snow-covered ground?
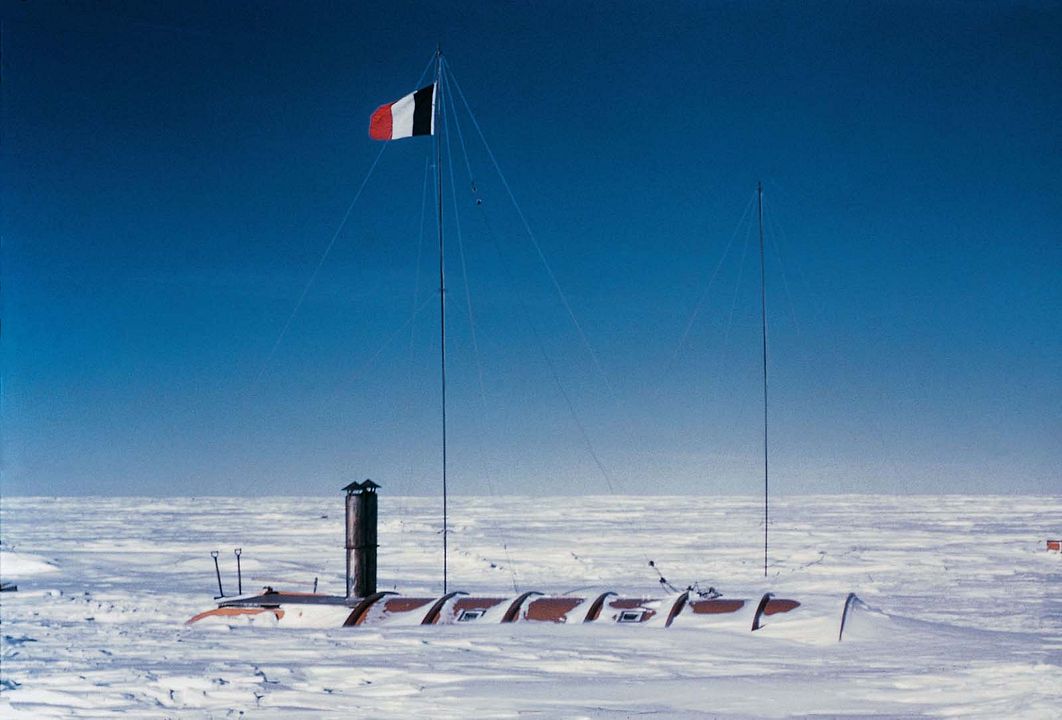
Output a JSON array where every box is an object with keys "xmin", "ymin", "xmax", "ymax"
[{"xmin": 1, "ymin": 494, "xmax": 1059, "ymax": 718}]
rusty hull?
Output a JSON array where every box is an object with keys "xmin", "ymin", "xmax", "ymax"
[{"xmin": 187, "ymin": 590, "xmax": 801, "ymax": 630}]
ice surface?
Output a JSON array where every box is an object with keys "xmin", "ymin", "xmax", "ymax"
[
  {"xmin": 0, "ymin": 551, "xmax": 59, "ymax": 578},
  {"xmin": 1, "ymin": 494, "xmax": 1059, "ymax": 717}
]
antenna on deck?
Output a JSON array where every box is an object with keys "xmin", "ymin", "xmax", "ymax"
[
  {"xmin": 757, "ymin": 181, "xmax": 769, "ymax": 578},
  {"xmin": 434, "ymin": 44, "xmax": 449, "ymax": 594},
  {"xmin": 210, "ymin": 550, "xmax": 224, "ymax": 598},
  {"xmin": 234, "ymin": 548, "xmax": 242, "ymax": 595}
]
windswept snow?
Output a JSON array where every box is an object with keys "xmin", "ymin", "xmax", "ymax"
[
  {"xmin": 0, "ymin": 551, "xmax": 59, "ymax": 579},
  {"xmin": 1, "ymin": 494, "xmax": 1059, "ymax": 718}
]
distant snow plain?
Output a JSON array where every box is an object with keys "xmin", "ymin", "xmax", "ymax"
[{"xmin": 1, "ymin": 494, "xmax": 1060, "ymax": 718}]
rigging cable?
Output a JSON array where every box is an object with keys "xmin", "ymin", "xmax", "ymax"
[
  {"xmin": 253, "ymin": 143, "xmax": 387, "ymax": 386},
  {"xmin": 444, "ymin": 62, "xmax": 691, "ymax": 591},
  {"xmin": 445, "ymin": 59, "xmax": 637, "ymax": 501},
  {"xmin": 722, "ymin": 202, "xmax": 755, "ymax": 350},
  {"xmin": 445, "ymin": 61, "xmax": 623, "ymax": 408},
  {"xmin": 441, "ymin": 79, "xmax": 488, "ymax": 409},
  {"xmin": 665, "ymin": 189, "xmax": 765, "ymax": 582},
  {"xmin": 440, "ymin": 68, "xmax": 686, "ymax": 594},
  {"xmin": 410, "ymin": 154, "xmax": 432, "ymax": 365},
  {"xmin": 717, "ymin": 208, "xmax": 769, "ymax": 551},
  {"xmin": 253, "ymin": 54, "xmax": 437, "ymax": 387},
  {"xmin": 402, "ymin": 152, "xmax": 434, "ymax": 494},
  {"xmin": 471, "ymin": 196, "xmax": 619, "ymax": 495},
  {"xmin": 763, "ymin": 199, "xmax": 802, "ymax": 339},
  {"xmin": 440, "ymin": 66, "xmax": 519, "ymax": 591},
  {"xmin": 347, "ymin": 296, "xmax": 437, "ymax": 384},
  {"xmin": 665, "ymin": 193, "xmax": 757, "ymax": 373},
  {"xmin": 770, "ymin": 180, "xmax": 903, "ymax": 492},
  {"xmin": 443, "ymin": 71, "xmax": 617, "ymax": 496},
  {"xmin": 444, "ymin": 61, "xmax": 695, "ymax": 590},
  {"xmin": 766, "ymin": 179, "xmax": 827, "ymax": 325}
]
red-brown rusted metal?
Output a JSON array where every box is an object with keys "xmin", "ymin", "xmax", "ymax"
[
  {"xmin": 751, "ymin": 592, "xmax": 773, "ymax": 631},
  {"xmin": 763, "ymin": 598, "xmax": 800, "ymax": 616},
  {"xmin": 381, "ymin": 597, "xmax": 434, "ymax": 614},
  {"xmin": 450, "ymin": 596, "xmax": 506, "ymax": 622},
  {"xmin": 525, "ymin": 597, "xmax": 584, "ymax": 622},
  {"xmin": 189, "ymin": 485, "xmax": 819, "ymax": 631},
  {"xmin": 1048, "ymin": 539, "xmax": 1061, "ymax": 552},
  {"xmin": 189, "ymin": 591, "xmax": 804, "ymax": 629},
  {"xmin": 582, "ymin": 592, "xmax": 616, "ymax": 623},
  {"xmin": 421, "ymin": 591, "xmax": 466, "ymax": 625},
  {"xmin": 664, "ymin": 591, "xmax": 689, "ymax": 628},
  {"xmin": 342, "ymin": 592, "xmax": 394, "ymax": 627},
  {"xmin": 186, "ymin": 607, "xmax": 284, "ymax": 625},
  {"xmin": 689, "ymin": 599, "xmax": 745, "ymax": 614},
  {"xmin": 500, "ymin": 591, "xmax": 543, "ymax": 623},
  {"xmin": 605, "ymin": 597, "xmax": 656, "ymax": 622}
]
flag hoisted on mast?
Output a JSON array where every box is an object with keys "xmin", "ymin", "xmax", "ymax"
[
  {"xmin": 367, "ymin": 50, "xmax": 449, "ymax": 593},
  {"xmin": 368, "ymin": 84, "xmax": 436, "ymax": 141}
]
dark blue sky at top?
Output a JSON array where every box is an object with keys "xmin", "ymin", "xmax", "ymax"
[{"xmin": 2, "ymin": 1, "xmax": 1059, "ymax": 497}]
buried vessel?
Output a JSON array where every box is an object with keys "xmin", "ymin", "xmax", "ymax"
[
  {"xmin": 187, "ymin": 482, "xmax": 863, "ymax": 640},
  {"xmin": 189, "ymin": 51, "xmax": 862, "ymax": 638}
]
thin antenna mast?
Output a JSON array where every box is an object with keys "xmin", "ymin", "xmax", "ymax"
[
  {"xmin": 434, "ymin": 46, "xmax": 449, "ymax": 593},
  {"xmin": 757, "ymin": 181, "xmax": 769, "ymax": 578}
]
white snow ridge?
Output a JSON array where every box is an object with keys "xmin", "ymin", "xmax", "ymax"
[{"xmin": 1, "ymin": 494, "xmax": 1060, "ymax": 718}]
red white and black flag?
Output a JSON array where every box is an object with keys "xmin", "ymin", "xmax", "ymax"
[{"xmin": 369, "ymin": 84, "xmax": 435, "ymax": 141}]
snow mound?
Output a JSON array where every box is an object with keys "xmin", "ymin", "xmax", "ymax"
[{"xmin": 0, "ymin": 550, "xmax": 59, "ymax": 580}]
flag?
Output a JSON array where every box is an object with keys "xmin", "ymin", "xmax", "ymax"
[{"xmin": 369, "ymin": 84, "xmax": 435, "ymax": 141}]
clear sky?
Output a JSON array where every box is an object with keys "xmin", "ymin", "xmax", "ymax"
[{"xmin": 2, "ymin": 1, "xmax": 1059, "ymax": 497}]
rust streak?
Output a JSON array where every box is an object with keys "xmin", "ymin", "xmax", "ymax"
[
  {"xmin": 525, "ymin": 597, "xmax": 582, "ymax": 622},
  {"xmin": 689, "ymin": 599, "xmax": 745, "ymax": 614},
  {"xmin": 186, "ymin": 607, "xmax": 283, "ymax": 625},
  {"xmin": 763, "ymin": 599, "xmax": 800, "ymax": 616}
]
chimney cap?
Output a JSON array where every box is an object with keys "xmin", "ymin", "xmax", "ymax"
[{"xmin": 342, "ymin": 479, "xmax": 381, "ymax": 494}]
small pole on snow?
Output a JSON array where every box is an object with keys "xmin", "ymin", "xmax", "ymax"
[
  {"xmin": 211, "ymin": 550, "xmax": 225, "ymax": 598},
  {"xmin": 234, "ymin": 548, "xmax": 242, "ymax": 595}
]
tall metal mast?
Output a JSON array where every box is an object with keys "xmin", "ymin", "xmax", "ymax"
[
  {"xmin": 434, "ymin": 47, "xmax": 449, "ymax": 593},
  {"xmin": 757, "ymin": 181, "xmax": 769, "ymax": 578}
]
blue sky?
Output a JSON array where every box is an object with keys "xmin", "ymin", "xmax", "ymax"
[{"xmin": 2, "ymin": 1, "xmax": 1059, "ymax": 496}]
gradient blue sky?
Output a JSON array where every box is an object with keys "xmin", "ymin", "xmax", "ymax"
[{"xmin": 2, "ymin": 1, "xmax": 1059, "ymax": 496}]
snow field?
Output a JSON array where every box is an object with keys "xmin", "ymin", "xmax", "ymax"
[{"xmin": 1, "ymin": 494, "xmax": 1059, "ymax": 718}]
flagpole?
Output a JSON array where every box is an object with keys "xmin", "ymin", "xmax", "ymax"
[
  {"xmin": 757, "ymin": 181, "xmax": 768, "ymax": 578},
  {"xmin": 434, "ymin": 46, "xmax": 449, "ymax": 594}
]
